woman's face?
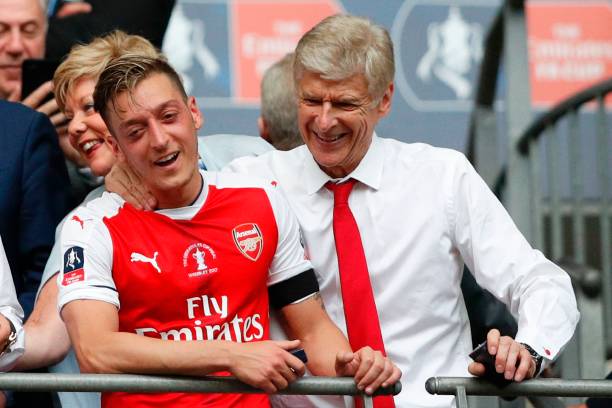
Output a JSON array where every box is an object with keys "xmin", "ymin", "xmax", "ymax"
[{"xmin": 64, "ymin": 77, "xmax": 117, "ymax": 177}]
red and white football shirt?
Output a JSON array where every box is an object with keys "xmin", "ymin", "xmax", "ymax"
[{"xmin": 58, "ymin": 170, "xmax": 311, "ymax": 408}]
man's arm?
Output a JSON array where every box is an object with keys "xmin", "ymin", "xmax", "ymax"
[
  {"xmin": 61, "ymin": 299, "xmax": 305, "ymax": 393},
  {"xmin": 13, "ymin": 276, "xmax": 70, "ymax": 370},
  {"xmin": 450, "ymin": 154, "xmax": 578, "ymax": 380},
  {"xmin": 276, "ymin": 291, "xmax": 401, "ymax": 394}
]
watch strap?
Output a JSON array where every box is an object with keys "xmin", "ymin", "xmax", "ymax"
[
  {"xmin": 520, "ymin": 342, "xmax": 543, "ymax": 375},
  {"xmin": 0, "ymin": 318, "xmax": 17, "ymax": 356}
]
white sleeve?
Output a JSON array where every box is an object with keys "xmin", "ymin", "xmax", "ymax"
[
  {"xmin": 264, "ymin": 186, "xmax": 312, "ymax": 286},
  {"xmin": 0, "ymin": 237, "xmax": 24, "ymax": 371},
  {"xmin": 450, "ymin": 154, "xmax": 579, "ymax": 361},
  {"xmin": 39, "ymin": 187, "xmax": 108, "ymax": 300},
  {"xmin": 57, "ymin": 207, "xmax": 119, "ymax": 312}
]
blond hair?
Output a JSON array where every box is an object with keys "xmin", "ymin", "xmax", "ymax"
[
  {"xmin": 294, "ymin": 14, "xmax": 394, "ymax": 102},
  {"xmin": 53, "ymin": 30, "xmax": 163, "ymax": 112}
]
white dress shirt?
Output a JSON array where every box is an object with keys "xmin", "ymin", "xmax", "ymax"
[
  {"xmin": 226, "ymin": 136, "xmax": 579, "ymax": 408},
  {"xmin": 0, "ymin": 236, "xmax": 25, "ymax": 371}
]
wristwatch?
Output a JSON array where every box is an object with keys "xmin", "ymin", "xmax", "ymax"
[
  {"xmin": 0, "ymin": 318, "xmax": 17, "ymax": 357},
  {"xmin": 520, "ymin": 343, "xmax": 543, "ymax": 376}
]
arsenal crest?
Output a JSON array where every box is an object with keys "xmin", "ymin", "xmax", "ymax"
[{"xmin": 232, "ymin": 223, "xmax": 263, "ymax": 261}]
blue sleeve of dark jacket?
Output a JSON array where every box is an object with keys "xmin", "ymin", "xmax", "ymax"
[{"xmin": 18, "ymin": 110, "xmax": 72, "ymax": 316}]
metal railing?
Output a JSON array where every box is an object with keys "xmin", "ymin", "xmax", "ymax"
[
  {"xmin": 515, "ymin": 78, "xmax": 612, "ymax": 362},
  {"xmin": 426, "ymin": 377, "xmax": 612, "ymax": 408},
  {"xmin": 466, "ymin": 0, "xmax": 611, "ymax": 403},
  {"xmin": 0, "ymin": 373, "xmax": 400, "ymax": 407}
]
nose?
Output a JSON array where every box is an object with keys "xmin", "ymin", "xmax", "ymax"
[
  {"xmin": 67, "ymin": 113, "xmax": 87, "ymax": 149},
  {"xmin": 4, "ymin": 28, "xmax": 26, "ymax": 56},
  {"xmin": 149, "ymin": 120, "xmax": 169, "ymax": 151},
  {"xmin": 315, "ymin": 101, "xmax": 338, "ymax": 132}
]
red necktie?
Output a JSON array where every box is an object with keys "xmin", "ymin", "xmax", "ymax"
[{"xmin": 327, "ymin": 179, "xmax": 395, "ymax": 408}]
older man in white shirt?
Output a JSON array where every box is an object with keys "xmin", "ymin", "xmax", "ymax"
[{"xmin": 225, "ymin": 14, "xmax": 579, "ymax": 408}]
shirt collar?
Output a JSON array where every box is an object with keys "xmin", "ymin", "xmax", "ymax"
[{"xmin": 302, "ymin": 133, "xmax": 383, "ymax": 195}]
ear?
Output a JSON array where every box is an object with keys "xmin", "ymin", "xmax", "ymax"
[
  {"xmin": 188, "ymin": 96, "xmax": 204, "ymax": 130},
  {"xmin": 258, "ymin": 116, "xmax": 271, "ymax": 143},
  {"xmin": 106, "ymin": 136, "xmax": 125, "ymax": 160},
  {"xmin": 377, "ymin": 82, "xmax": 394, "ymax": 118}
]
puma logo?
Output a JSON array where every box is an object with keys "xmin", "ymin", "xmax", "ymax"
[
  {"xmin": 71, "ymin": 215, "xmax": 90, "ymax": 229},
  {"xmin": 130, "ymin": 251, "xmax": 161, "ymax": 273}
]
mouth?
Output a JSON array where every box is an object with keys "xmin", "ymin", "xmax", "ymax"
[
  {"xmin": 313, "ymin": 131, "xmax": 347, "ymax": 144},
  {"xmin": 79, "ymin": 139, "xmax": 104, "ymax": 157},
  {"xmin": 0, "ymin": 65, "xmax": 22, "ymax": 78},
  {"xmin": 154, "ymin": 152, "xmax": 180, "ymax": 167}
]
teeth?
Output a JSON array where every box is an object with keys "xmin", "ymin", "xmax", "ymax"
[
  {"xmin": 82, "ymin": 140, "xmax": 100, "ymax": 153},
  {"xmin": 156, "ymin": 152, "xmax": 178, "ymax": 164},
  {"xmin": 317, "ymin": 133, "xmax": 342, "ymax": 142}
]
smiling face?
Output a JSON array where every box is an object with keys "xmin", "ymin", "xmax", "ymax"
[
  {"xmin": 104, "ymin": 72, "xmax": 203, "ymax": 209},
  {"xmin": 64, "ymin": 77, "xmax": 117, "ymax": 176},
  {"xmin": 0, "ymin": 0, "xmax": 46, "ymax": 99},
  {"xmin": 297, "ymin": 71, "xmax": 393, "ymax": 178}
]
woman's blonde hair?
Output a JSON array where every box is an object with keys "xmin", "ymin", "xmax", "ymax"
[{"xmin": 53, "ymin": 30, "xmax": 164, "ymax": 112}]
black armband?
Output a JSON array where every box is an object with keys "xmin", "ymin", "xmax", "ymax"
[{"xmin": 268, "ymin": 269, "xmax": 319, "ymax": 309}]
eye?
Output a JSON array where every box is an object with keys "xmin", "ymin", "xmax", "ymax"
[
  {"xmin": 127, "ymin": 127, "xmax": 144, "ymax": 139},
  {"xmin": 161, "ymin": 111, "xmax": 178, "ymax": 122},
  {"xmin": 301, "ymin": 97, "xmax": 321, "ymax": 106},
  {"xmin": 21, "ymin": 22, "xmax": 41, "ymax": 38},
  {"xmin": 335, "ymin": 101, "xmax": 359, "ymax": 111},
  {"xmin": 83, "ymin": 102, "xmax": 95, "ymax": 113}
]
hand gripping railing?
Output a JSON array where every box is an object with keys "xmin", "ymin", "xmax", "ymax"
[
  {"xmin": 426, "ymin": 377, "xmax": 612, "ymax": 408},
  {"xmin": 0, "ymin": 373, "xmax": 401, "ymax": 408}
]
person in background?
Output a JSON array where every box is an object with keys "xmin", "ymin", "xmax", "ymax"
[
  {"xmin": 224, "ymin": 14, "xmax": 580, "ymax": 407},
  {"xmin": 258, "ymin": 53, "xmax": 303, "ymax": 151},
  {"xmin": 0, "ymin": 0, "xmax": 75, "ymax": 158}
]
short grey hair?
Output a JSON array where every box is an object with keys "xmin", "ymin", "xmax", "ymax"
[
  {"xmin": 260, "ymin": 53, "xmax": 302, "ymax": 151},
  {"xmin": 294, "ymin": 14, "xmax": 394, "ymax": 102}
]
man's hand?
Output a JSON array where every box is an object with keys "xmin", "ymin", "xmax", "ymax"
[
  {"xmin": 55, "ymin": 1, "xmax": 93, "ymax": 18},
  {"xmin": 11, "ymin": 81, "xmax": 66, "ymax": 124},
  {"xmin": 105, "ymin": 159, "xmax": 157, "ymax": 210},
  {"xmin": 227, "ymin": 339, "xmax": 305, "ymax": 393},
  {"xmin": 335, "ymin": 346, "xmax": 401, "ymax": 395},
  {"xmin": 468, "ymin": 329, "xmax": 536, "ymax": 382}
]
